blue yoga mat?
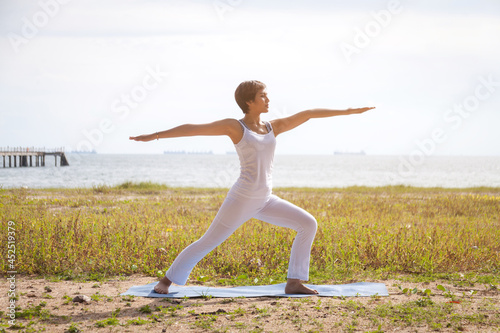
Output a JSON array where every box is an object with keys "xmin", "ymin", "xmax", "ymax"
[{"xmin": 121, "ymin": 282, "xmax": 388, "ymax": 298}]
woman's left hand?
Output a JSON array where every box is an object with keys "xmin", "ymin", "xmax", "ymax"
[{"xmin": 348, "ymin": 107, "xmax": 376, "ymax": 114}]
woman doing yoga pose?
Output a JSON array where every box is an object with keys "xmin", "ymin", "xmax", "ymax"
[{"xmin": 129, "ymin": 80, "xmax": 374, "ymax": 294}]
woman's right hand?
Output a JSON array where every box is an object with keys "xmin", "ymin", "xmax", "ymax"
[{"xmin": 129, "ymin": 134, "xmax": 155, "ymax": 142}]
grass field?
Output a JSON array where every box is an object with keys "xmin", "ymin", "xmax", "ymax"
[{"xmin": 1, "ymin": 184, "xmax": 499, "ymax": 332}]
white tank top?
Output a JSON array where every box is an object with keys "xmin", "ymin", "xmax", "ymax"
[{"xmin": 229, "ymin": 119, "xmax": 276, "ymax": 199}]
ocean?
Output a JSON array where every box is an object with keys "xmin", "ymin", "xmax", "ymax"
[{"xmin": 1, "ymin": 154, "xmax": 499, "ymax": 189}]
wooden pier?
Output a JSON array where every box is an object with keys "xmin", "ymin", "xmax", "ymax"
[{"xmin": 0, "ymin": 147, "xmax": 69, "ymax": 168}]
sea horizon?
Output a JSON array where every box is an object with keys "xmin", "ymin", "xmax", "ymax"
[{"xmin": 1, "ymin": 154, "xmax": 499, "ymax": 189}]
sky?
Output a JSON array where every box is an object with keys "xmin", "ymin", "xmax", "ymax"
[{"xmin": 1, "ymin": 0, "xmax": 499, "ymax": 155}]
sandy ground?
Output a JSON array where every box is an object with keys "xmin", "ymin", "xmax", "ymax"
[{"xmin": 1, "ymin": 274, "xmax": 499, "ymax": 332}]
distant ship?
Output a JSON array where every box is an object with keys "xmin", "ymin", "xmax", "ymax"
[
  {"xmin": 71, "ymin": 149, "xmax": 97, "ymax": 154},
  {"xmin": 164, "ymin": 150, "xmax": 213, "ymax": 155},
  {"xmin": 334, "ymin": 150, "xmax": 366, "ymax": 155}
]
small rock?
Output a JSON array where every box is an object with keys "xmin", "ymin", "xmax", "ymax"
[
  {"xmin": 44, "ymin": 286, "xmax": 52, "ymax": 292},
  {"xmin": 72, "ymin": 295, "xmax": 91, "ymax": 304}
]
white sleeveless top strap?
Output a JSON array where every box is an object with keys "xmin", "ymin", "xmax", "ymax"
[{"xmin": 238, "ymin": 120, "xmax": 272, "ymax": 134}]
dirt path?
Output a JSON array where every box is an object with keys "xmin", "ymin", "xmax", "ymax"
[{"xmin": 1, "ymin": 274, "xmax": 499, "ymax": 332}]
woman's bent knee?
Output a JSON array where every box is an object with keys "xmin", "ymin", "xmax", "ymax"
[
  {"xmin": 301, "ymin": 214, "xmax": 317, "ymax": 235},
  {"xmin": 309, "ymin": 216, "xmax": 318, "ymax": 233}
]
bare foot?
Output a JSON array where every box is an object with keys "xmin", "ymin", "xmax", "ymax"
[
  {"xmin": 285, "ymin": 279, "xmax": 319, "ymax": 295},
  {"xmin": 153, "ymin": 277, "xmax": 172, "ymax": 294}
]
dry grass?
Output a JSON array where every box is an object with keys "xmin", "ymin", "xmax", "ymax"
[{"xmin": 1, "ymin": 185, "xmax": 499, "ymax": 332}]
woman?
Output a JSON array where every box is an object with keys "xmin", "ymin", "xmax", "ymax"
[{"xmin": 130, "ymin": 80, "xmax": 374, "ymax": 294}]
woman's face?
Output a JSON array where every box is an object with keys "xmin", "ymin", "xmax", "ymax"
[{"xmin": 248, "ymin": 88, "xmax": 270, "ymax": 114}]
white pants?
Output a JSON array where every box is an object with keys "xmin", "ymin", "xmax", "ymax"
[{"xmin": 165, "ymin": 193, "xmax": 317, "ymax": 285}]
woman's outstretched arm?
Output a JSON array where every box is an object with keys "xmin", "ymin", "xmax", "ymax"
[
  {"xmin": 271, "ymin": 107, "xmax": 375, "ymax": 136},
  {"xmin": 129, "ymin": 118, "xmax": 242, "ymax": 143}
]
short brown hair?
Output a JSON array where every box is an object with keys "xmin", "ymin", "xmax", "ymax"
[{"xmin": 234, "ymin": 80, "xmax": 266, "ymax": 114}]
